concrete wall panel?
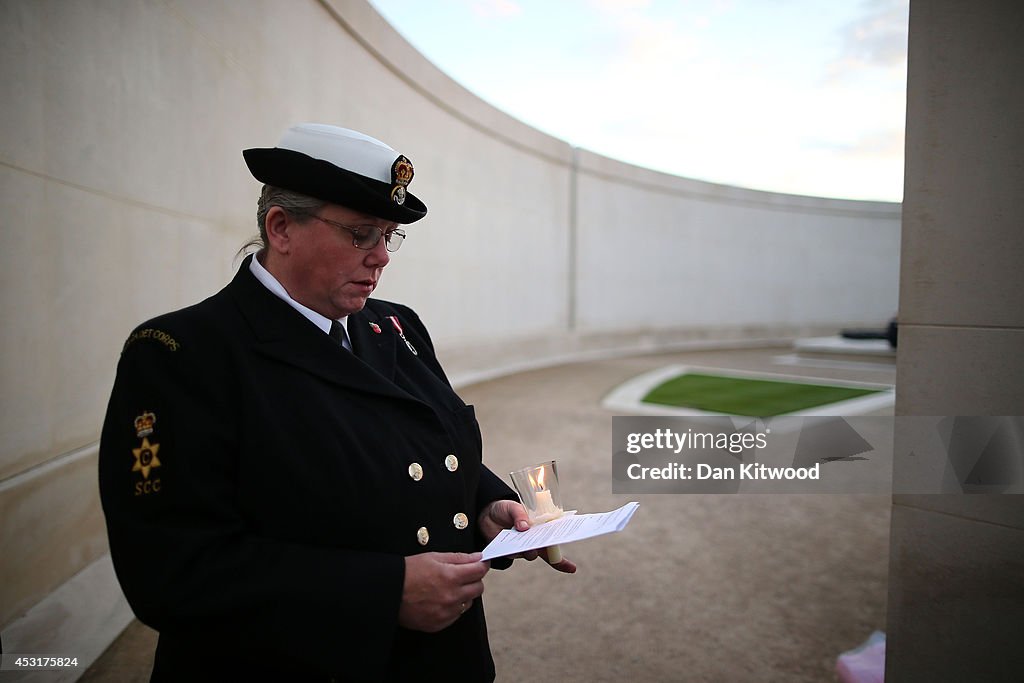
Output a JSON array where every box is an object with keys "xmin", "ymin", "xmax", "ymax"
[
  {"xmin": 899, "ymin": 1, "xmax": 1024, "ymax": 329},
  {"xmin": 895, "ymin": 325, "xmax": 1024, "ymax": 416},
  {"xmin": 0, "ymin": 167, "xmax": 234, "ymax": 480},
  {"xmin": 0, "ymin": 447, "xmax": 107, "ymax": 628},
  {"xmin": 890, "ymin": 1, "xmax": 1024, "ymax": 679},
  {"xmin": 887, "ymin": 504, "xmax": 1024, "ymax": 682},
  {"xmin": 575, "ymin": 154, "xmax": 900, "ymax": 333}
]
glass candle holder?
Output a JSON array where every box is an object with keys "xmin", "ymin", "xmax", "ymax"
[{"xmin": 510, "ymin": 460, "xmax": 563, "ymax": 525}]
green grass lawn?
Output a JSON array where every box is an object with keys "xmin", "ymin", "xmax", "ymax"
[{"xmin": 642, "ymin": 372, "xmax": 883, "ymax": 416}]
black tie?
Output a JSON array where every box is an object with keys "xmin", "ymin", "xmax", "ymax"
[{"xmin": 329, "ymin": 320, "xmax": 350, "ymax": 350}]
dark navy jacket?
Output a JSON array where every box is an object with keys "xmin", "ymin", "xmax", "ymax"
[{"xmin": 99, "ymin": 256, "xmax": 515, "ymax": 681}]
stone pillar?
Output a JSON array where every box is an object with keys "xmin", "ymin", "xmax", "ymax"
[{"xmin": 888, "ymin": 1, "xmax": 1024, "ymax": 680}]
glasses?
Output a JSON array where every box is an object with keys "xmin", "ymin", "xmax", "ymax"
[{"xmin": 295, "ymin": 212, "xmax": 406, "ymax": 252}]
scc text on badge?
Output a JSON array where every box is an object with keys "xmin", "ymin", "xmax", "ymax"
[{"xmin": 626, "ymin": 462, "xmax": 821, "ymax": 480}]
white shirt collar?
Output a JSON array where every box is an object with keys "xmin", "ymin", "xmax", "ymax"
[{"xmin": 249, "ymin": 253, "xmax": 350, "ymax": 346}]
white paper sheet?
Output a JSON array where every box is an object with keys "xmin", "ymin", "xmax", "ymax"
[{"xmin": 481, "ymin": 502, "xmax": 640, "ymax": 561}]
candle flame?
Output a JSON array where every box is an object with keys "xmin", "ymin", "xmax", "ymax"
[{"xmin": 536, "ymin": 467, "xmax": 547, "ymax": 491}]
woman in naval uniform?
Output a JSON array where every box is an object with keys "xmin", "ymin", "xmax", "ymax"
[{"xmin": 99, "ymin": 123, "xmax": 575, "ymax": 682}]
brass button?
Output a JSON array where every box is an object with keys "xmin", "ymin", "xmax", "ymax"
[
  {"xmin": 408, "ymin": 462, "xmax": 423, "ymax": 481},
  {"xmin": 445, "ymin": 454, "xmax": 459, "ymax": 472},
  {"xmin": 416, "ymin": 526, "xmax": 430, "ymax": 546},
  {"xmin": 453, "ymin": 512, "xmax": 469, "ymax": 530}
]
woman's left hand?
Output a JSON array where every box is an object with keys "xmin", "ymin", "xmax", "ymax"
[{"xmin": 478, "ymin": 500, "xmax": 577, "ymax": 573}]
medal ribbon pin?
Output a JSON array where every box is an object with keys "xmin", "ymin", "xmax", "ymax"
[{"xmin": 386, "ymin": 316, "xmax": 418, "ymax": 355}]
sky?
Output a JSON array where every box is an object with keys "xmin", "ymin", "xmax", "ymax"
[{"xmin": 367, "ymin": 0, "xmax": 909, "ymax": 202}]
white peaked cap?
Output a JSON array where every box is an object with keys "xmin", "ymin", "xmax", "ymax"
[
  {"xmin": 243, "ymin": 122, "xmax": 426, "ymax": 224},
  {"xmin": 278, "ymin": 124, "xmax": 397, "ymax": 184}
]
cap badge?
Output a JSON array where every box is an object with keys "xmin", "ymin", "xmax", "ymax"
[{"xmin": 390, "ymin": 155, "xmax": 414, "ymax": 206}]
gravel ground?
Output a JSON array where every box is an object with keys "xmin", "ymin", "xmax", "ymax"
[{"xmin": 84, "ymin": 347, "xmax": 892, "ymax": 682}]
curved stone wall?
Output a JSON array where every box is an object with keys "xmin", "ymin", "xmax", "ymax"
[{"xmin": 0, "ymin": 0, "xmax": 900, "ymax": 652}]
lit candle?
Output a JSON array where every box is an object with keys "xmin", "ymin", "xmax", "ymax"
[
  {"xmin": 533, "ymin": 488, "xmax": 559, "ymax": 516},
  {"xmin": 528, "ymin": 469, "xmax": 563, "ymax": 563}
]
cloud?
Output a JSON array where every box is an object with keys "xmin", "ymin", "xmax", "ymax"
[
  {"xmin": 825, "ymin": 0, "xmax": 909, "ymax": 82},
  {"xmin": 851, "ymin": 129, "xmax": 905, "ymax": 160},
  {"xmin": 587, "ymin": 0, "xmax": 652, "ymax": 11},
  {"xmin": 468, "ymin": 0, "xmax": 522, "ymax": 20},
  {"xmin": 424, "ymin": 0, "xmax": 906, "ymax": 200},
  {"xmin": 806, "ymin": 127, "xmax": 905, "ymax": 160}
]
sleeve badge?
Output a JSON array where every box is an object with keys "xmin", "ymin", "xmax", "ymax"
[
  {"xmin": 134, "ymin": 411, "xmax": 156, "ymax": 438},
  {"xmin": 132, "ymin": 438, "xmax": 162, "ymax": 479}
]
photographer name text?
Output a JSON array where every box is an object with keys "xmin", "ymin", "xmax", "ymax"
[{"xmin": 626, "ymin": 462, "xmax": 820, "ymax": 481}]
